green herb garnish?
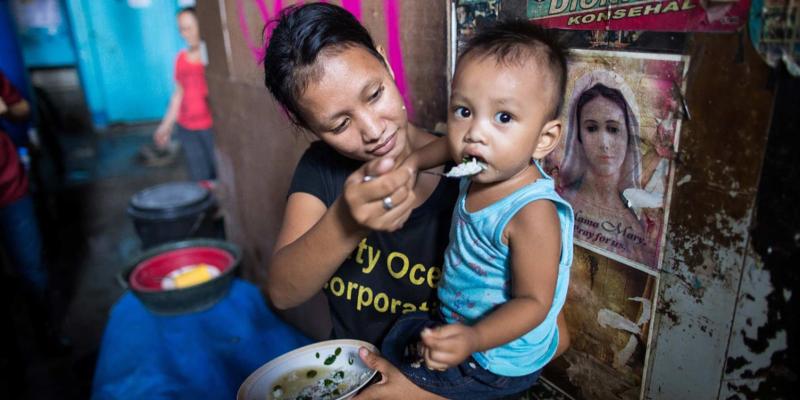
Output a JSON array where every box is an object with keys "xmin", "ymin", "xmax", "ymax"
[
  {"xmin": 334, "ymin": 370, "xmax": 345, "ymax": 379},
  {"xmin": 306, "ymin": 369, "xmax": 317, "ymax": 378},
  {"xmin": 324, "ymin": 354, "xmax": 337, "ymax": 365}
]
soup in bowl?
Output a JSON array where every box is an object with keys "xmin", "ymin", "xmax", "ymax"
[{"xmin": 238, "ymin": 339, "xmax": 378, "ymax": 400}]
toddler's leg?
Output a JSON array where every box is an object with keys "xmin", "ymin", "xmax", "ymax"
[{"xmin": 381, "ymin": 312, "xmax": 539, "ymax": 399}]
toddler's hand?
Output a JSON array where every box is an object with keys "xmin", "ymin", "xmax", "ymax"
[
  {"xmin": 396, "ymin": 153, "xmax": 419, "ymax": 196},
  {"xmin": 420, "ymin": 323, "xmax": 480, "ymax": 371}
]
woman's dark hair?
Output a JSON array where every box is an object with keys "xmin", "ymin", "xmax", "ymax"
[
  {"xmin": 457, "ymin": 20, "xmax": 567, "ymax": 119},
  {"xmin": 177, "ymin": 6, "xmax": 196, "ymax": 17},
  {"xmin": 263, "ymin": 3, "xmax": 385, "ymax": 128},
  {"xmin": 575, "ymin": 83, "xmax": 630, "ymax": 143}
]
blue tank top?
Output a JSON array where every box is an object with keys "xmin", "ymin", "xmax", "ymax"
[{"xmin": 438, "ymin": 162, "xmax": 574, "ymax": 377}]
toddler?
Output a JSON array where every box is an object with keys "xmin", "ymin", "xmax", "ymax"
[{"xmin": 381, "ymin": 20, "xmax": 574, "ymax": 399}]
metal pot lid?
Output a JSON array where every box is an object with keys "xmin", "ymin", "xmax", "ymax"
[{"xmin": 130, "ymin": 182, "xmax": 210, "ymax": 212}]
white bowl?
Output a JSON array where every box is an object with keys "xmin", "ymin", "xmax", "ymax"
[{"xmin": 238, "ymin": 339, "xmax": 378, "ymax": 400}]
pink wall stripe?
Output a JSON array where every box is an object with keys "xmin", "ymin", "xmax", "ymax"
[
  {"xmin": 341, "ymin": 0, "xmax": 362, "ymax": 21},
  {"xmin": 383, "ymin": 0, "xmax": 413, "ymax": 118}
]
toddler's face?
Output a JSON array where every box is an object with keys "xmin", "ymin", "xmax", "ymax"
[{"xmin": 447, "ymin": 55, "xmax": 556, "ymax": 184}]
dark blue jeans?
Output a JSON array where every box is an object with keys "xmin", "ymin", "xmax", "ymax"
[
  {"xmin": 175, "ymin": 125, "xmax": 217, "ymax": 182},
  {"xmin": 0, "ymin": 194, "xmax": 48, "ymax": 299},
  {"xmin": 381, "ymin": 312, "xmax": 540, "ymax": 400}
]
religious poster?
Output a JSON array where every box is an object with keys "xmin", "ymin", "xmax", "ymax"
[
  {"xmin": 541, "ymin": 248, "xmax": 658, "ymax": 400},
  {"xmin": 526, "ymin": 0, "xmax": 751, "ymax": 32},
  {"xmin": 543, "ymin": 49, "xmax": 689, "ymax": 271}
]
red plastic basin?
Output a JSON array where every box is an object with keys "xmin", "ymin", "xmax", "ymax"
[{"xmin": 130, "ymin": 246, "xmax": 235, "ymax": 292}]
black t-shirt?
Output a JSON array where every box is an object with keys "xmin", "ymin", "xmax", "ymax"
[{"xmin": 288, "ymin": 141, "xmax": 458, "ymax": 346}]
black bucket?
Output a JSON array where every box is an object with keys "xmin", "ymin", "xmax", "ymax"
[{"xmin": 127, "ymin": 182, "xmax": 219, "ymax": 249}]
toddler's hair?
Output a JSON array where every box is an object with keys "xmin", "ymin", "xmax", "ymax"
[{"xmin": 458, "ymin": 20, "xmax": 567, "ymax": 119}]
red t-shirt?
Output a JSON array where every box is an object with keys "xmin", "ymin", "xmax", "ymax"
[
  {"xmin": 0, "ymin": 72, "xmax": 28, "ymax": 207},
  {"xmin": 175, "ymin": 51, "xmax": 213, "ymax": 130}
]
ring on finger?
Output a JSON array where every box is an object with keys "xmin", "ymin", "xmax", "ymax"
[{"xmin": 382, "ymin": 196, "xmax": 394, "ymax": 211}]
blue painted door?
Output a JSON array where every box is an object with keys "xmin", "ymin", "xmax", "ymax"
[
  {"xmin": 11, "ymin": 0, "xmax": 77, "ymax": 68},
  {"xmin": 66, "ymin": 0, "xmax": 185, "ymax": 125}
]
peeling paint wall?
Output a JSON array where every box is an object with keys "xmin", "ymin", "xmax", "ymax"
[
  {"xmin": 644, "ymin": 32, "xmax": 774, "ymax": 400},
  {"xmin": 720, "ymin": 65, "xmax": 798, "ymax": 399}
]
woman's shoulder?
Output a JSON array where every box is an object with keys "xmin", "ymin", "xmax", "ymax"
[
  {"xmin": 294, "ymin": 141, "xmax": 361, "ymax": 187},
  {"xmin": 302, "ymin": 141, "xmax": 359, "ymax": 168},
  {"xmin": 290, "ymin": 141, "xmax": 356, "ymax": 206}
]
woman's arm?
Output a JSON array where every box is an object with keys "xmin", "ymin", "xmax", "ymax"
[
  {"xmin": 154, "ymin": 84, "xmax": 183, "ymax": 148},
  {"xmin": 267, "ymin": 193, "xmax": 366, "ymax": 309},
  {"xmin": 266, "ymin": 157, "xmax": 418, "ymax": 309}
]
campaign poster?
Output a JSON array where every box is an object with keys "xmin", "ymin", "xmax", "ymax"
[
  {"xmin": 527, "ymin": 0, "xmax": 751, "ymax": 31},
  {"xmin": 544, "ymin": 49, "xmax": 689, "ymax": 271}
]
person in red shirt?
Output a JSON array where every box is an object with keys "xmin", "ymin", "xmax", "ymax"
[
  {"xmin": 0, "ymin": 75, "xmax": 29, "ymax": 204},
  {"xmin": 1, "ymin": 69, "xmax": 69, "ymax": 348},
  {"xmin": 153, "ymin": 7, "xmax": 216, "ymax": 182},
  {"xmin": 0, "ymin": 69, "xmax": 49, "ymax": 298}
]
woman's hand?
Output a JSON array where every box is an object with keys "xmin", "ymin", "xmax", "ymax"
[
  {"xmin": 353, "ymin": 348, "xmax": 446, "ymax": 400},
  {"xmin": 343, "ymin": 157, "xmax": 417, "ymax": 232},
  {"xmin": 154, "ymin": 125, "xmax": 173, "ymax": 148},
  {"xmin": 420, "ymin": 324, "xmax": 480, "ymax": 371}
]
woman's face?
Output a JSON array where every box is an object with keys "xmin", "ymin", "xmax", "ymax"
[
  {"xmin": 579, "ymin": 96, "xmax": 628, "ymax": 178},
  {"xmin": 177, "ymin": 12, "xmax": 200, "ymax": 49},
  {"xmin": 297, "ymin": 46, "xmax": 408, "ymax": 162}
]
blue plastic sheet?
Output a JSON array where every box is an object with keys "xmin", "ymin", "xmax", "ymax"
[{"xmin": 92, "ymin": 279, "xmax": 311, "ymax": 400}]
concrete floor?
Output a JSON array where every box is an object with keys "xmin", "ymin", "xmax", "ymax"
[{"xmin": 1, "ymin": 123, "xmax": 187, "ymax": 399}]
